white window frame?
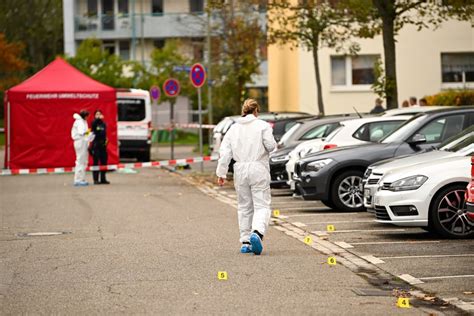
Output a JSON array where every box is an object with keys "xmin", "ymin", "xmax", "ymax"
[
  {"xmin": 330, "ymin": 54, "xmax": 380, "ymax": 92},
  {"xmin": 440, "ymin": 52, "xmax": 474, "ymax": 90}
]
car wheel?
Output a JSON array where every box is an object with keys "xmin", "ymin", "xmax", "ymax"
[
  {"xmin": 331, "ymin": 170, "xmax": 365, "ymax": 212},
  {"xmin": 321, "ymin": 199, "xmax": 336, "ymax": 210},
  {"xmin": 430, "ymin": 184, "xmax": 473, "ymax": 238}
]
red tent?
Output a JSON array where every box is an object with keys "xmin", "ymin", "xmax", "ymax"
[{"xmin": 4, "ymin": 57, "xmax": 118, "ymax": 169}]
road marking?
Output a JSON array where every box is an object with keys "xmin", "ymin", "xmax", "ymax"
[
  {"xmin": 380, "ymin": 254, "xmax": 474, "ymax": 260},
  {"xmin": 292, "ymin": 222, "xmax": 307, "ymax": 228},
  {"xmin": 284, "ymin": 212, "xmax": 360, "ymax": 217},
  {"xmin": 334, "ymin": 241, "xmax": 354, "ymax": 249},
  {"xmin": 361, "ymin": 255, "xmax": 385, "ymax": 265},
  {"xmin": 351, "ymin": 241, "xmax": 441, "ymax": 245},
  {"xmin": 399, "ymin": 274, "xmax": 424, "ymax": 285},
  {"xmin": 312, "ymin": 229, "xmax": 406, "ymax": 234},
  {"xmin": 419, "ymin": 274, "xmax": 474, "ymax": 280},
  {"xmin": 305, "ymin": 220, "xmax": 375, "ymax": 225}
]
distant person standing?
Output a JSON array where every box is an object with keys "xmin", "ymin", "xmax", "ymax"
[
  {"xmin": 370, "ymin": 98, "xmax": 385, "ymax": 114},
  {"xmin": 71, "ymin": 110, "xmax": 91, "ymax": 186},
  {"xmin": 419, "ymin": 98, "xmax": 428, "ymax": 106},
  {"xmin": 401, "ymin": 100, "xmax": 409, "ymax": 108},
  {"xmin": 409, "ymin": 96, "xmax": 418, "ymax": 107},
  {"xmin": 91, "ymin": 110, "xmax": 110, "ymax": 185}
]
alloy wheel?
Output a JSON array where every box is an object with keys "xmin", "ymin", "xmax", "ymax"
[
  {"xmin": 338, "ymin": 175, "xmax": 364, "ymax": 209},
  {"xmin": 437, "ymin": 189, "xmax": 472, "ymax": 237}
]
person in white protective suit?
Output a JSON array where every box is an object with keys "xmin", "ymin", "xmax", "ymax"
[
  {"xmin": 71, "ymin": 110, "xmax": 92, "ymax": 186},
  {"xmin": 216, "ymin": 99, "xmax": 276, "ymax": 255}
]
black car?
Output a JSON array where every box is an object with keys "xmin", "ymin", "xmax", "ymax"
[
  {"xmin": 269, "ymin": 116, "xmax": 352, "ymax": 188},
  {"xmin": 294, "ymin": 107, "xmax": 474, "ymax": 212}
]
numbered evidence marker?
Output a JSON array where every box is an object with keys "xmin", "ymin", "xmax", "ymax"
[
  {"xmin": 304, "ymin": 235, "xmax": 312, "ymax": 245},
  {"xmin": 327, "ymin": 256, "xmax": 337, "ymax": 266},
  {"xmin": 217, "ymin": 271, "xmax": 228, "ymax": 280},
  {"xmin": 327, "ymin": 224, "xmax": 335, "ymax": 232},
  {"xmin": 273, "ymin": 209, "xmax": 280, "ymax": 217},
  {"xmin": 397, "ymin": 297, "xmax": 410, "ymax": 308}
]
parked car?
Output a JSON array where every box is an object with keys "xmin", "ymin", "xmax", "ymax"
[
  {"xmin": 380, "ymin": 106, "xmax": 450, "ymax": 117},
  {"xmin": 294, "ymin": 107, "xmax": 474, "ymax": 211},
  {"xmin": 467, "ymin": 155, "xmax": 474, "ymax": 221},
  {"xmin": 270, "ymin": 117, "xmax": 349, "ymax": 188},
  {"xmin": 210, "ymin": 112, "xmax": 311, "ymax": 154},
  {"xmin": 285, "ymin": 116, "xmax": 411, "ymax": 191},
  {"xmin": 117, "ymin": 89, "xmax": 152, "ymax": 162},
  {"xmin": 371, "ymin": 154, "xmax": 472, "ymax": 238},
  {"xmin": 364, "ymin": 126, "xmax": 474, "ymax": 212}
]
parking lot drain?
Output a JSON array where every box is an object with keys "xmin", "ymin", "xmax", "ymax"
[
  {"xmin": 17, "ymin": 232, "xmax": 71, "ymax": 237},
  {"xmin": 352, "ymin": 288, "xmax": 392, "ymax": 297}
]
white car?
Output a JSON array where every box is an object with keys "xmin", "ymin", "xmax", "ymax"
[
  {"xmin": 380, "ymin": 106, "xmax": 450, "ymax": 117},
  {"xmin": 371, "ymin": 153, "xmax": 472, "ymax": 238},
  {"xmin": 285, "ymin": 116, "xmax": 410, "ymax": 190},
  {"xmin": 364, "ymin": 127, "xmax": 474, "ymax": 211}
]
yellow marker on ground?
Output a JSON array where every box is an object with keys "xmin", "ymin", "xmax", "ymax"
[
  {"xmin": 397, "ymin": 298, "xmax": 410, "ymax": 308},
  {"xmin": 327, "ymin": 257, "xmax": 337, "ymax": 265},
  {"xmin": 327, "ymin": 224, "xmax": 335, "ymax": 232},
  {"xmin": 304, "ymin": 236, "xmax": 312, "ymax": 245},
  {"xmin": 273, "ymin": 209, "xmax": 280, "ymax": 217},
  {"xmin": 218, "ymin": 271, "xmax": 228, "ymax": 280}
]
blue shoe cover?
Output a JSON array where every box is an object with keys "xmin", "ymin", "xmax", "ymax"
[
  {"xmin": 250, "ymin": 233, "xmax": 263, "ymax": 255},
  {"xmin": 240, "ymin": 244, "xmax": 253, "ymax": 253}
]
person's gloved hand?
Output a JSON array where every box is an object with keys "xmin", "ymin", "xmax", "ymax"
[{"xmin": 217, "ymin": 177, "xmax": 225, "ymax": 186}]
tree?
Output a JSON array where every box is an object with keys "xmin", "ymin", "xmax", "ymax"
[
  {"xmin": 0, "ymin": 33, "xmax": 28, "ymax": 91},
  {"xmin": 207, "ymin": 0, "xmax": 265, "ymax": 115},
  {"xmin": 268, "ymin": 0, "xmax": 359, "ymax": 116},
  {"xmin": 0, "ymin": 0, "xmax": 63, "ymax": 73},
  {"xmin": 349, "ymin": 0, "xmax": 474, "ymax": 109}
]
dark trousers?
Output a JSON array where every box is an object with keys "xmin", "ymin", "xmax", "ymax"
[{"xmin": 92, "ymin": 146, "xmax": 108, "ymax": 182}]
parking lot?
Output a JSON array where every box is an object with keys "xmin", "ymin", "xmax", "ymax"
[{"xmin": 191, "ymin": 167, "xmax": 474, "ymax": 309}]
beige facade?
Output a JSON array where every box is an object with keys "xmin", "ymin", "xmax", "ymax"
[{"xmin": 269, "ymin": 19, "xmax": 474, "ymax": 115}]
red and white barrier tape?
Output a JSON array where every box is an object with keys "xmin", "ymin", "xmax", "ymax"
[{"xmin": 1, "ymin": 155, "xmax": 219, "ymax": 176}]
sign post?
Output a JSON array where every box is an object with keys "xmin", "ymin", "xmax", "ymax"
[
  {"xmin": 163, "ymin": 79, "xmax": 180, "ymax": 160},
  {"xmin": 149, "ymin": 86, "xmax": 161, "ymax": 152},
  {"xmin": 190, "ymin": 63, "xmax": 207, "ymax": 172}
]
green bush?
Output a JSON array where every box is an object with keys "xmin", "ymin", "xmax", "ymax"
[{"xmin": 425, "ymin": 89, "xmax": 474, "ymax": 106}]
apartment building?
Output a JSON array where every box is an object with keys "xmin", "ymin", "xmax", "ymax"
[{"xmin": 269, "ymin": 19, "xmax": 474, "ymax": 115}]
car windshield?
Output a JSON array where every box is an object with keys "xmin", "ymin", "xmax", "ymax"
[
  {"xmin": 118, "ymin": 98, "xmax": 145, "ymax": 121},
  {"xmin": 324, "ymin": 125, "xmax": 344, "ymax": 142},
  {"xmin": 279, "ymin": 123, "xmax": 301, "ymax": 145},
  {"xmin": 379, "ymin": 114, "xmax": 426, "ymax": 143},
  {"xmin": 440, "ymin": 126, "xmax": 474, "ymax": 153}
]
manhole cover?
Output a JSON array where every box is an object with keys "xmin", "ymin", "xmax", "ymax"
[{"xmin": 16, "ymin": 231, "xmax": 71, "ymax": 237}]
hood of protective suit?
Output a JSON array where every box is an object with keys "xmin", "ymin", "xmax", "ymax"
[
  {"xmin": 236, "ymin": 114, "xmax": 258, "ymax": 124},
  {"xmin": 73, "ymin": 113, "xmax": 82, "ymax": 120}
]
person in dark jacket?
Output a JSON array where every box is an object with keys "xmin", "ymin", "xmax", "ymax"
[
  {"xmin": 370, "ymin": 98, "xmax": 385, "ymax": 114},
  {"xmin": 91, "ymin": 110, "xmax": 110, "ymax": 184}
]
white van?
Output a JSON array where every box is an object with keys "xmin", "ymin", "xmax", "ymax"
[{"xmin": 117, "ymin": 89, "xmax": 152, "ymax": 161}]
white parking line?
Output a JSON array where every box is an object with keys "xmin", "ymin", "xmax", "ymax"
[
  {"xmin": 379, "ymin": 254, "xmax": 474, "ymax": 260},
  {"xmin": 312, "ymin": 229, "xmax": 406, "ymax": 234},
  {"xmin": 284, "ymin": 212, "xmax": 360, "ymax": 218},
  {"xmin": 351, "ymin": 241, "xmax": 441, "ymax": 245},
  {"xmin": 304, "ymin": 220, "xmax": 375, "ymax": 225},
  {"xmin": 334, "ymin": 241, "xmax": 354, "ymax": 249},
  {"xmin": 399, "ymin": 274, "xmax": 424, "ymax": 285},
  {"xmin": 419, "ymin": 275, "xmax": 474, "ymax": 281},
  {"xmin": 361, "ymin": 255, "xmax": 385, "ymax": 265}
]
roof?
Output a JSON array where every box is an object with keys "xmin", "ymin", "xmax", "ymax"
[{"xmin": 8, "ymin": 57, "xmax": 114, "ymax": 94}]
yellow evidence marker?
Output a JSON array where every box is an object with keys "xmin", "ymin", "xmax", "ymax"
[
  {"xmin": 397, "ymin": 297, "xmax": 410, "ymax": 308},
  {"xmin": 218, "ymin": 271, "xmax": 228, "ymax": 280},
  {"xmin": 304, "ymin": 236, "xmax": 312, "ymax": 245},
  {"xmin": 327, "ymin": 224, "xmax": 335, "ymax": 232},
  {"xmin": 273, "ymin": 209, "xmax": 280, "ymax": 217},
  {"xmin": 327, "ymin": 257, "xmax": 337, "ymax": 266}
]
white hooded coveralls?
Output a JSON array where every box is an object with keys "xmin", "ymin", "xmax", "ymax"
[
  {"xmin": 71, "ymin": 113, "xmax": 89, "ymax": 183},
  {"xmin": 216, "ymin": 114, "xmax": 277, "ymax": 243}
]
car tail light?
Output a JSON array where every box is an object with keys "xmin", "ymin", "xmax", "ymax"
[
  {"xmin": 323, "ymin": 144, "xmax": 337, "ymax": 150},
  {"xmin": 268, "ymin": 121, "xmax": 275, "ymax": 128}
]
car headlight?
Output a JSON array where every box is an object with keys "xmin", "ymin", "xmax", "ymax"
[
  {"xmin": 305, "ymin": 158, "xmax": 333, "ymax": 172},
  {"xmin": 271, "ymin": 154, "xmax": 290, "ymax": 163},
  {"xmin": 385, "ymin": 175, "xmax": 428, "ymax": 191}
]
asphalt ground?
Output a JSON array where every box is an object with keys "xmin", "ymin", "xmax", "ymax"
[{"xmin": 0, "ymin": 165, "xmax": 443, "ymax": 315}]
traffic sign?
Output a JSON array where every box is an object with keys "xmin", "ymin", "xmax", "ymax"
[
  {"xmin": 190, "ymin": 63, "xmax": 206, "ymax": 88},
  {"xmin": 150, "ymin": 85, "xmax": 160, "ymax": 101},
  {"xmin": 163, "ymin": 78, "xmax": 180, "ymax": 97}
]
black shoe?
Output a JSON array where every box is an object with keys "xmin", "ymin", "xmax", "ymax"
[{"xmin": 100, "ymin": 180, "xmax": 110, "ymax": 184}]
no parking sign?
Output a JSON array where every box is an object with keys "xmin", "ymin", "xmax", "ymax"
[
  {"xmin": 190, "ymin": 63, "xmax": 206, "ymax": 88},
  {"xmin": 163, "ymin": 78, "xmax": 180, "ymax": 97}
]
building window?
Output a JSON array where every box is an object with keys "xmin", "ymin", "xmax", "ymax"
[
  {"xmin": 152, "ymin": 0, "xmax": 164, "ymax": 14},
  {"xmin": 331, "ymin": 55, "xmax": 379, "ymax": 88},
  {"xmin": 103, "ymin": 41, "xmax": 116, "ymax": 55},
  {"xmin": 153, "ymin": 39, "xmax": 166, "ymax": 49},
  {"xmin": 118, "ymin": 0, "xmax": 129, "ymax": 14},
  {"xmin": 119, "ymin": 41, "xmax": 130, "ymax": 60},
  {"xmin": 190, "ymin": 0, "xmax": 204, "ymax": 13},
  {"xmin": 441, "ymin": 53, "xmax": 474, "ymax": 87},
  {"xmin": 191, "ymin": 38, "xmax": 204, "ymax": 60},
  {"xmin": 87, "ymin": 0, "xmax": 98, "ymax": 16}
]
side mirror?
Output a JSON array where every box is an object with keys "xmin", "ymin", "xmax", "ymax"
[{"xmin": 408, "ymin": 133, "xmax": 427, "ymax": 145}]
